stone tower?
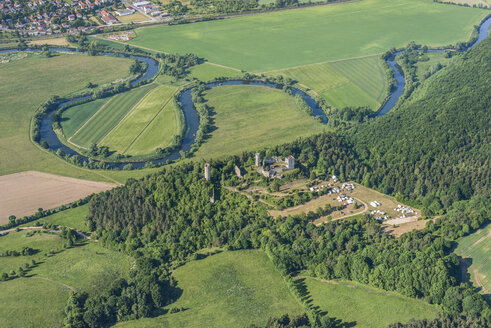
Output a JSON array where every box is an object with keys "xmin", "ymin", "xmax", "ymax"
[
  {"xmin": 255, "ymin": 153, "xmax": 261, "ymax": 167},
  {"xmin": 285, "ymin": 155, "xmax": 295, "ymax": 170},
  {"xmin": 204, "ymin": 163, "xmax": 211, "ymax": 181}
]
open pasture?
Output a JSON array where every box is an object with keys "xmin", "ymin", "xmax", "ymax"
[
  {"xmin": 68, "ymin": 84, "xmax": 156, "ymax": 149},
  {"xmin": 0, "ymin": 211, "xmax": 134, "ymax": 327},
  {"xmin": 455, "ymin": 224, "xmax": 490, "ymax": 297},
  {"xmin": 302, "ymin": 277, "xmax": 438, "ymax": 327},
  {"xmin": 0, "ymin": 53, "xmax": 135, "ymax": 181},
  {"xmin": 60, "ymin": 98, "xmax": 107, "ymax": 138},
  {"xmin": 192, "ymin": 85, "xmax": 326, "ymax": 160},
  {"xmin": 0, "ymin": 171, "xmax": 115, "ymax": 223},
  {"xmin": 100, "ymin": 84, "xmax": 180, "ymax": 155},
  {"xmin": 20, "ymin": 204, "xmax": 89, "ymax": 232},
  {"xmin": 128, "ymin": 0, "xmax": 487, "ymax": 72},
  {"xmin": 271, "ymin": 56, "xmax": 386, "ymax": 109},
  {"xmin": 116, "ymin": 250, "xmax": 303, "ymax": 327},
  {"xmin": 188, "ymin": 62, "xmax": 243, "ymax": 81}
]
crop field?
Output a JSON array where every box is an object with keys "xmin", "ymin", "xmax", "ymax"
[
  {"xmin": 0, "ymin": 52, "xmax": 155, "ymax": 183},
  {"xmin": 302, "ymin": 277, "xmax": 438, "ymax": 327},
  {"xmin": 60, "ymin": 98, "xmax": 107, "ymax": 138},
  {"xmin": 188, "ymin": 63, "xmax": 243, "ymax": 81},
  {"xmin": 0, "ymin": 212, "xmax": 134, "ymax": 327},
  {"xmin": 193, "ymin": 85, "xmax": 326, "ymax": 160},
  {"xmin": 455, "ymin": 224, "xmax": 490, "ymax": 298},
  {"xmin": 116, "ymin": 250, "xmax": 303, "ymax": 327},
  {"xmin": 272, "ymin": 56, "xmax": 386, "ymax": 109},
  {"xmin": 0, "ymin": 171, "xmax": 115, "ymax": 223},
  {"xmin": 128, "ymin": 0, "xmax": 487, "ymax": 72},
  {"xmin": 100, "ymin": 84, "xmax": 180, "ymax": 155},
  {"xmin": 125, "ymin": 98, "xmax": 181, "ymax": 155},
  {"xmin": 68, "ymin": 84, "xmax": 156, "ymax": 149}
]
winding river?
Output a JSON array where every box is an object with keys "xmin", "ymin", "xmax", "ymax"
[{"xmin": 2, "ymin": 15, "xmax": 489, "ymax": 169}]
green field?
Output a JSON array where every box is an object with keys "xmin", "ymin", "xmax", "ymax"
[
  {"xmin": 60, "ymin": 98, "xmax": 108, "ymax": 138},
  {"xmin": 192, "ymin": 85, "xmax": 326, "ymax": 160},
  {"xmin": 0, "ymin": 53, "xmax": 153, "ymax": 182},
  {"xmin": 125, "ymin": 96, "xmax": 181, "ymax": 156},
  {"xmin": 117, "ymin": 250, "xmax": 303, "ymax": 327},
  {"xmin": 100, "ymin": 84, "xmax": 180, "ymax": 155},
  {"xmin": 303, "ymin": 278, "xmax": 439, "ymax": 327},
  {"xmin": 0, "ymin": 210, "xmax": 133, "ymax": 327},
  {"xmin": 68, "ymin": 84, "xmax": 156, "ymax": 149},
  {"xmin": 414, "ymin": 52, "xmax": 454, "ymax": 82},
  {"xmin": 19, "ymin": 205, "xmax": 89, "ymax": 232},
  {"xmin": 188, "ymin": 62, "xmax": 243, "ymax": 81},
  {"xmin": 272, "ymin": 55, "xmax": 386, "ymax": 109},
  {"xmin": 128, "ymin": 0, "xmax": 487, "ymax": 72},
  {"xmin": 455, "ymin": 224, "xmax": 490, "ymax": 299}
]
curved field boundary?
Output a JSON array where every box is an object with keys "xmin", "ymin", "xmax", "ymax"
[
  {"xmin": 121, "ymin": 89, "xmax": 179, "ymax": 154},
  {"xmin": 98, "ymin": 86, "xmax": 156, "ymax": 145}
]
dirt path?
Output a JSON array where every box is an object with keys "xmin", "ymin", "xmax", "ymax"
[
  {"xmin": 314, "ymin": 197, "xmax": 368, "ymax": 226},
  {"xmin": 222, "ymin": 185, "xmax": 276, "ymax": 208},
  {"xmin": 32, "ymin": 276, "xmax": 76, "ymax": 292},
  {"xmin": 2, "ymin": 226, "xmax": 91, "ymax": 240},
  {"xmin": 473, "ymin": 269, "xmax": 488, "ymax": 294}
]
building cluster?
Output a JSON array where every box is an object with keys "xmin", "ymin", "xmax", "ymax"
[
  {"xmin": 130, "ymin": 0, "xmax": 170, "ymax": 19},
  {"xmin": 370, "ymin": 200, "xmax": 381, "ymax": 207},
  {"xmin": 255, "ymin": 153, "xmax": 295, "ymax": 179},
  {"xmin": 0, "ymin": 0, "xmax": 114, "ymax": 34},
  {"xmin": 336, "ymin": 193, "xmax": 355, "ymax": 205}
]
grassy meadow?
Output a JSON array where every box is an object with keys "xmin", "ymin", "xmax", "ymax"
[
  {"xmin": 272, "ymin": 55, "xmax": 386, "ymax": 109},
  {"xmin": 0, "ymin": 52, "xmax": 149, "ymax": 182},
  {"xmin": 100, "ymin": 84, "xmax": 180, "ymax": 155},
  {"xmin": 455, "ymin": 224, "xmax": 490, "ymax": 299},
  {"xmin": 69, "ymin": 84, "xmax": 156, "ymax": 149},
  {"xmin": 19, "ymin": 205, "xmax": 89, "ymax": 232},
  {"xmin": 192, "ymin": 85, "xmax": 326, "ymax": 160},
  {"xmin": 128, "ymin": 0, "xmax": 487, "ymax": 72},
  {"xmin": 302, "ymin": 278, "xmax": 439, "ymax": 327},
  {"xmin": 116, "ymin": 250, "xmax": 303, "ymax": 327},
  {"xmin": 188, "ymin": 62, "xmax": 243, "ymax": 81},
  {"xmin": 0, "ymin": 207, "xmax": 134, "ymax": 327}
]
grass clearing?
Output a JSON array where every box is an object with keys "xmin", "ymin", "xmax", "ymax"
[
  {"xmin": 272, "ymin": 55, "xmax": 386, "ymax": 109},
  {"xmin": 193, "ymin": 85, "xmax": 326, "ymax": 160},
  {"xmin": 69, "ymin": 84, "xmax": 156, "ymax": 148},
  {"xmin": 100, "ymin": 84, "xmax": 179, "ymax": 155},
  {"xmin": 455, "ymin": 224, "xmax": 490, "ymax": 298},
  {"xmin": 116, "ymin": 250, "xmax": 303, "ymax": 327},
  {"xmin": 0, "ymin": 209, "xmax": 134, "ymax": 327},
  {"xmin": 302, "ymin": 277, "xmax": 438, "ymax": 327},
  {"xmin": 0, "ymin": 277, "xmax": 68, "ymax": 328},
  {"xmin": 129, "ymin": 0, "xmax": 487, "ymax": 72},
  {"xmin": 19, "ymin": 204, "xmax": 89, "ymax": 232},
  {"xmin": 414, "ymin": 52, "xmax": 453, "ymax": 82}
]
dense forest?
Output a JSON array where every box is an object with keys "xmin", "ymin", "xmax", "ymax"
[
  {"xmin": 346, "ymin": 38, "xmax": 490, "ymax": 214},
  {"xmin": 75, "ymin": 34, "xmax": 491, "ymax": 328}
]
